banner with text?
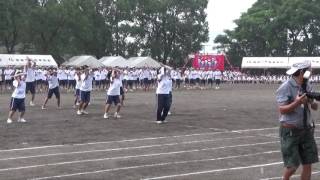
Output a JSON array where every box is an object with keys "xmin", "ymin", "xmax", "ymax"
[{"xmin": 192, "ymin": 54, "xmax": 225, "ymax": 71}]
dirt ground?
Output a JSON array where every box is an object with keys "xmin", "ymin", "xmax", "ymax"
[{"xmin": 0, "ymin": 84, "xmax": 319, "ymax": 180}]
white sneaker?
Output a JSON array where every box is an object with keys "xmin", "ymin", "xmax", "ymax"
[
  {"xmin": 77, "ymin": 110, "xmax": 82, "ymax": 115},
  {"xmin": 103, "ymin": 113, "xmax": 109, "ymax": 119},
  {"xmin": 168, "ymin": 111, "xmax": 171, "ymax": 116},
  {"xmin": 18, "ymin": 118, "xmax": 27, "ymax": 123},
  {"xmin": 41, "ymin": 106, "xmax": 46, "ymax": 110},
  {"xmin": 81, "ymin": 110, "xmax": 89, "ymax": 115},
  {"xmin": 7, "ymin": 119, "xmax": 12, "ymax": 124},
  {"xmin": 114, "ymin": 113, "xmax": 121, "ymax": 119},
  {"xmin": 30, "ymin": 101, "xmax": 35, "ymax": 106},
  {"xmin": 156, "ymin": 121, "xmax": 163, "ymax": 124}
]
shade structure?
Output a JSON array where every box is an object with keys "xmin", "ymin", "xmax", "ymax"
[
  {"xmin": 127, "ymin": 56, "xmax": 161, "ymax": 68},
  {"xmin": 99, "ymin": 56, "xmax": 127, "ymax": 68},
  {"xmin": 242, "ymin": 57, "xmax": 320, "ymax": 69},
  {"xmin": 0, "ymin": 54, "xmax": 58, "ymax": 67},
  {"xmin": 63, "ymin": 55, "xmax": 104, "ymax": 68}
]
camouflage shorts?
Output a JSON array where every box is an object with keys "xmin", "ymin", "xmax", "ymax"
[{"xmin": 280, "ymin": 126, "xmax": 319, "ymax": 168}]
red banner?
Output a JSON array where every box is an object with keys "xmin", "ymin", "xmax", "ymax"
[{"xmin": 192, "ymin": 54, "xmax": 225, "ymax": 71}]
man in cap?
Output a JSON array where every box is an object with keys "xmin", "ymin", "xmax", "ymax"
[{"xmin": 276, "ymin": 61, "xmax": 318, "ymax": 180}]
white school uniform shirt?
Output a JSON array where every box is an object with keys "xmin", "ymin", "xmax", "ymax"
[
  {"xmin": 207, "ymin": 71, "xmax": 213, "ymax": 79},
  {"xmin": 128, "ymin": 71, "xmax": 134, "ymax": 81},
  {"xmin": 94, "ymin": 70, "xmax": 101, "ymax": 81},
  {"xmin": 25, "ymin": 67, "xmax": 36, "ymax": 82},
  {"xmin": 41, "ymin": 70, "xmax": 47, "ymax": 81},
  {"xmin": 0, "ymin": 69, "xmax": 3, "ymax": 81},
  {"xmin": 47, "ymin": 75, "xmax": 59, "ymax": 89},
  {"xmin": 168, "ymin": 78, "xmax": 173, "ymax": 93},
  {"xmin": 57, "ymin": 69, "xmax": 62, "ymax": 80},
  {"xmin": 12, "ymin": 80, "xmax": 26, "ymax": 99},
  {"xmin": 68, "ymin": 70, "xmax": 75, "ymax": 80},
  {"xmin": 35, "ymin": 69, "xmax": 41, "ymax": 81},
  {"xmin": 100, "ymin": 70, "xmax": 107, "ymax": 80},
  {"xmin": 107, "ymin": 78, "xmax": 121, "ymax": 96},
  {"xmin": 4, "ymin": 69, "xmax": 13, "ymax": 80},
  {"xmin": 80, "ymin": 73, "xmax": 93, "ymax": 92},
  {"xmin": 156, "ymin": 75, "xmax": 171, "ymax": 94},
  {"xmin": 75, "ymin": 74, "xmax": 82, "ymax": 89},
  {"xmin": 59, "ymin": 70, "xmax": 68, "ymax": 80},
  {"xmin": 214, "ymin": 71, "xmax": 222, "ymax": 80},
  {"xmin": 123, "ymin": 70, "xmax": 129, "ymax": 80}
]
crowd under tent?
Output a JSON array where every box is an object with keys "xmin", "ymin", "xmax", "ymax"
[
  {"xmin": 0, "ymin": 54, "xmax": 58, "ymax": 67},
  {"xmin": 99, "ymin": 56, "xmax": 127, "ymax": 68},
  {"xmin": 241, "ymin": 57, "xmax": 320, "ymax": 69},
  {"xmin": 63, "ymin": 55, "xmax": 104, "ymax": 68},
  {"xmin": 127, "ymin": 56, "xmax": 162, "ymax": 68}
]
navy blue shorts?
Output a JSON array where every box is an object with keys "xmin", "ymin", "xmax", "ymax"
[
  {"xmin": 10, "ymin": 98, "xmax": 25, "ymax": 112},
  {"xmin": 48, "ymin": 87, "xmax": 60, "ymax": 99},
  {"xmin": 106, "ymin": 95, "xmax": 120, "ymax": 105},
  {"xmin": 26, "ymin": 81, "xmax": 36, "ymax": 94},
  {"xmin": 80, "ymin": 91, "xmax": 91, "ymax": 103},
  {"xmin": 74, "ymin": 89, "xmax": 80, "ymax": 97}
]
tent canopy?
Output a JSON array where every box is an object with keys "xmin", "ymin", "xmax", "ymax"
[
  {"xmin": 63, "ymin": 55, "xmax": 104, "ymax": 68},
  {"xmin": 99, "ymin": 56, "xmax": 127, "ymax": 68},
  {"xmin": 0, "ymin": 54, "xmax": 58, "ymax": 67},
  {"xmin": 127, "ymin": 56, "xmax": 161, "ymax": 68},
  {"xmin": 241, "ymin": 57, "xmax": 320, "ymax": 69}
]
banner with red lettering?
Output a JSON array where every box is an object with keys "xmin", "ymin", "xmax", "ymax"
[{"xmin": 192, "ymin": 54, "xmax": 225, "ymax": 71}]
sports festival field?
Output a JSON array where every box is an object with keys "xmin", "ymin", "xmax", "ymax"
[{"xmin": 0, "ymin": 84, "xmax": 320, "ymax": 180}]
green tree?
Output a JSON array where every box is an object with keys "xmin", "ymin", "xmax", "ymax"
[{"xmin": 215, "ymin": 0, "xmax": 320, "ymax": 66}]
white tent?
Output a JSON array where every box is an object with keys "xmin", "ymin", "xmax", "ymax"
[
  {"xmin": 63, "ymin": 55, "xmax": 104, "ymax": 68},
  {"xmin": 242, "ymin": 57, "xmax": 320, "ymax": 69},
  {"xmin": 241, "ymin": 57, "xmax": 289, "ymax": 69},
  {"xmin": 99, "ymin": 56, "xmax": 128, "ymax": 68},
  {"xmin": 0, "ymin": 54, "xmax": 58, "ymax": 67},
  {"xmin": 128, "ymin": 56, "xmax": 161, "ymax": 68}
]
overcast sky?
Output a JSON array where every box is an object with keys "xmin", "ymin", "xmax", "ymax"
[{"xmin": 203, "ymin": 0, "xmax": 257, "ymax": 53}]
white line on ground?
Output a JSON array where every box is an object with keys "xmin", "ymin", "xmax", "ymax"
[
  {"xmin": 0, "ymin": 141, "xmax": 278, "ymax": 172},
  {"xmin": 0, "ymin": 136, "xmax": 256, "ymax": 161},
  {"xmin": 231, "ymin": 127, "xmax": 278, "ymax": 133},
  {"xmin": 30, "ymin": 150, "xmax": 280, "ymax": 180},
  {"xmin": 0, "ymin": 126, "xmax": 281, "ymax": 153},
  {"xmin": 259, "ymin": 170, "xmax": 320, "ymax": 180},
  {"xmin": 142, "ymin": 162, "xmax": 284, "ymax": 180}
]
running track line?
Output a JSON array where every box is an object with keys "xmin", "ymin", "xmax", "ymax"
[
  {"xmin": 30, "ymin": 150, "xmax": 280, "ymax": 180},
  {"xmin": 260, "ymin": 171, "xmax": 320, "ymax": 180},
  {"xmin": 0, "ymin": 141, "xmax": 278, "ymax": 172},
  {"xmin": 0, "ymin": 126, "xmax": 285, "ymax": 153},
  {"xmin": 0, "ymin": 136, "xmax": 256, "ymax": 161}
]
